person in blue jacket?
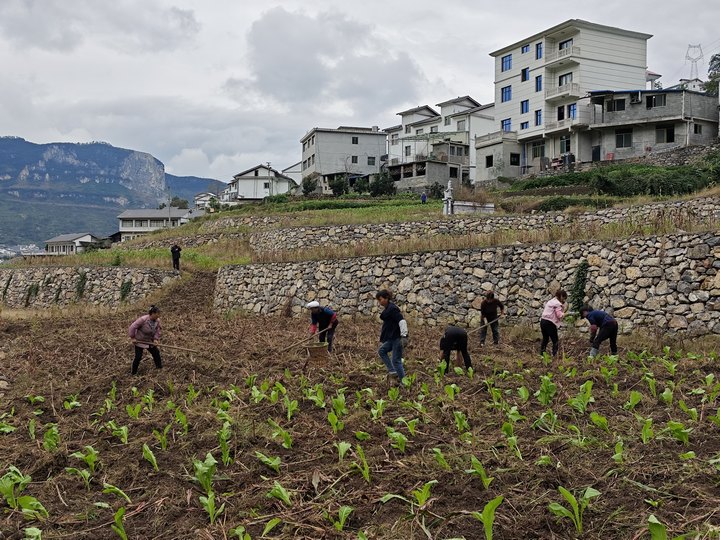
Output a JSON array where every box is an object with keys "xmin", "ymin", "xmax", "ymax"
[
  {"xmin": 376, "ymin": 289, "xmax": 408, "ymax": 381},
  {"xmin": 306, "ymin": 301, "xmax": 339, "ymax": 352},
  {"xmin": 580, "ymin": 305, "xmax": 618, "ymax": 357}
]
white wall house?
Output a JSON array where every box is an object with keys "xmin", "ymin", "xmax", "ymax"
[
  {"xmin": 477, "ymin": 19, "xmax": 653, "ymax": 183},
  {"xmin": 117, "ymin": 209, "xmax": 199, "ymax": 242},
  {"xmin": 45, "ymin": 233, "xmax": 101, "ymax": 255},
  {"xmin": 193, "ymin": 192, "xmax": 218, "ymax": 209},
  {"xmin": 385, "ymin": 97, "xmax": 495, "ymax": 190},
  {"xmin": 300, "ymin": 126, "xmax": 386, "ymax": 194},
  {"xmin": 221, "ymin": 165, "xmax": 297, "ymax": 203}
]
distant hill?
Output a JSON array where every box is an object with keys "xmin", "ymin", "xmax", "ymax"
[{"xmin": 0, "ymin": 137, "xmax": 225, "ymax": 246}]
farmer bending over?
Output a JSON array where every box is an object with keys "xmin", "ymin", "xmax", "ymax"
[
  {"xmin": 376, "ymin": 289, "xmax": 408, "ymax": 382},
  {"xmin": 580, "ymin": 306, "xmax": 618, "ymax": 357},
  {"xmin": 440, "ymin": 325, "xmax": 472, "ymax": 370},
  {"xmin": 306, "ymin": 301, "xmax": 338, "ymax": 352},
  {"xmin": 128, "ymin": 305, "xmax": 162, "ymax": 375}
]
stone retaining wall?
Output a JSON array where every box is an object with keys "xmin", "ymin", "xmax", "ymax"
[
  {"xmin": 0, "ymin": 267, "xmax": 178, "ymax": 308},
  {"xmin": 249, "ymin": 197, "xmax": 720, "ymax": 253},
  {"xmin": 214, "ymin": 231, "xmax": 720, "ymax": 335}
]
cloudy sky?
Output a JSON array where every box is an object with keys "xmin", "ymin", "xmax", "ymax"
[{"xmin": 0, "ymin": 1, "xmax": 717, "ymax": 181}]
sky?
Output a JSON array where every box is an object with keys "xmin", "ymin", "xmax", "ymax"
[{"xmin": 0, "ymin": 1, "xmax": 718, "ymax": 182}]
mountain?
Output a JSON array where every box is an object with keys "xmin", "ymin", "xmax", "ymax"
[{"xmin": 0, "ymin": 137, "xmax": 225, "ymax": 246}]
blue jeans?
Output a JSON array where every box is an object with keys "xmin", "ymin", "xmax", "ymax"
[{"xmin": 378, "ymin": 338, "xmax": 405, "ymax": 379}]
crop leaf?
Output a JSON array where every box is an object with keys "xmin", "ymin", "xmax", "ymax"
[
  {"xmin": 470, "ymin": 495, "xmax": 504, "ymax": 540},
  {"xmin": 465, "ymin": 456, "xmax": 493, "ymax": 489},
  {"xmin": 333, "ymin": 506, "xmax": 353, "ymax": 531},
  {"xmin": 103, "ymin": 483, "xmax": 131, "ymax": 504},
  {"xmin": 142, "ymin": 444, "xmax": 159, "ymax": 472},
  {"xmin": 411, "ymin": 480, "xmax": 437, "ymax": 507},
  {"xmin": 255, "ymin": 451, "xmax": 281, "ymax": 473},
  {"xmin": 266, "ymin": 481, "xmax": 292, "ymax": 507},
  {"xmin": 111, "ymin": 506, "xmax": 128, "ymax": 540},
  {"xmin": 432, "ymin": 448, "xmax": 451, "ymax": 471}
]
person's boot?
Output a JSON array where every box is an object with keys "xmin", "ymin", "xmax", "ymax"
[{"xmin": 589, "ymin": 348, "xmax": 599, "ymax": 358}]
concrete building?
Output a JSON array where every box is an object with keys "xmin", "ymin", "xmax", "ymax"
[
  {"xmin": 45, "ymin": 233, "xmax": 101, "ymax": 255},
  {"xmin": 117, "ymin": 208, "xmax": 203, "ymax": 242},
  {"xmin": 300, "ymin": 126, "xmax": 386, "ymax": 194},
  {"xmin": 193, "ymin": 192, "xmax": 217, "ymax": 209},
  {"xmin": 221, "ymin": 165, "xmax": 297, "ymax": 204},
  {"xmin": 385, "ymin": 97, "xmax": 495, "ymax": 191},
  {"xmin": 477, "ymin": 19, "xmax": 653, "ymax": 183}
]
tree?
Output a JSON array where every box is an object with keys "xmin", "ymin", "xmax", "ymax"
[
  {"xmin": 353, "ymin": 177, "xmax": 370, "ymax": 194},
  {"xmin": 329, "ymin": 175, "xmax": 349, "ymax": 196},
  {"xmin": 302, "ymin": 175, "xmax": 319, "ymax": 196},
  {"xmin": 369, "ymin": 172, "xmax": 396, "ymax": 197},
  {"xmin": 428, "ymin": 182, "xmax": 444, "ymax": 199},
  {"xmin": 170, "ymin": 196, "xmax": 189, "ymax": 209},
  {"xmin": 702, "ymin": 53, "xmax": 720, "ymax": 95}
]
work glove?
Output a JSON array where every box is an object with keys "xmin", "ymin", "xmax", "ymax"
[{"xmin": 401, "ymin": 336, "xmax": 409, "ymax": 348}]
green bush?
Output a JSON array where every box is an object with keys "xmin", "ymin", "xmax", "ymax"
[
  {"xmin": 263, "ymin": 194, "xmax": 289, "ymax": 204},
  {"xmin": 535, "ymin": 196, "xmax": 614, "ymax": 212}
]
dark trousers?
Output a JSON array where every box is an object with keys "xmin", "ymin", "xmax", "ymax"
[
  {"xmin": 480, "ymin": 320, "xmax": 499, "ymax": 345},
  {"xmin": 540, "ymin": 319, "xmax": 559, "ymax": 356},
  {"xmin": 443, "ymin": 334, "xmax": 472, "ymax": 369},
  {"xmin": 172, "ymin": 257, "xmax": 180, "ymax": 271},
  {"xmin": 593, "ymin": 322, "xmax": 618, "ymax": 354},
  {"xmin": 318, "ymin": 323, "xmax": 338, "ymax": 352},
  {"xmin": 132, "ymin": 345, "xmax": 162, "ymax": 374}
]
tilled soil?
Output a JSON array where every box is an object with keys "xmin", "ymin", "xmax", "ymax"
[{"xmin": 0, "ymin": 272, "xmax": 719, "ymax": 539}]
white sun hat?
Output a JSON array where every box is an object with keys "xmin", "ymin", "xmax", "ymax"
[{"xmin": 305, "ymin": 301, "xmax": 320, "ymax": 309}]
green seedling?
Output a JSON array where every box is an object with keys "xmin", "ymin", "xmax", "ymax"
[
  {"xmin": 267, "ymin": 419, "xmax": 293, "ymax": 449},
  {"xmin": 335, "ymin": 441, "xmax": 352, "ymax": 462},
  {"xmin": 433, "ymin": 448, "xmax": 451, "ymax": 471},
  {"xmin": 142, "ymin": 388, "xmax": 155, "ymax": 411},
  {"xmin": 65, "ymin": 467, "xmax": 91, "ymax": 490},
  {"xmin": 105, "ymin": 421, "xmax": 128, "ymax": 444},
  {"xmin": 125, "ymin": 403, "xmax": 141, "ymax": 419},
  {"xmin": 269, "ymin": 381, "xmax": 286, "ymax": 404},
  {"xmin": 266, "ymin": 481, "xmax": 292, "ymax": 507},
  {"xmin": 218, "ymin": 421, "xmax": 233, "ymax": 466},
  {"xmin": 536, "ymin": 455, "xmax": 553, "ymax": 466},
  {"xmin": 327, "ymin": 411, "xmax": 344, "ymax": 434},
  {"xmin": 153, "ymin": 424, "xmax": 172, "ymax": 450},
  {"xmin": 304, "ymin": 383, "xmax": 325, "ymax": 408},
  {"xmin": 589, "ymin": 412, "xmax": 609, "ymax": 432},
  {"xmin": 501, "ymin": 422, "xmax": 522, "ymax": 460},
  {"xmin": 255, "ymin": 451, "xmax": 281, "ymax": 474},
  {"xmin": 175, "ymin": 407, "xmax": 189, "ymax": 435},
  {"xmin": 111, "ymin": 507, "xmax": 128, "ymax": 540},
  {"xmin": 465, "ymin": 456, "xmax": 493, "ymax": 489},
  {"xmin": 535, "ymin": 374, "xmax": 557, "ymax": 406},
  {"xmin": 647, "ymin": 513, "xmax": 694, "ymax": 540},
  {"xmin": 679, "ymin": 451, "xmax": 696, "ymax": 460},
  {"xmin": 453, "ymin": 410, "xmax": 470, "ymax": 433},
  {"xmin": 380, "ymin": 480, "xmax": 437, "ymax": 514},
  {"xmin": 229, "ymin": 525, "xmax": 252, "ymax": 540},
  {"xmin": 192, "ymin": 453, "xmax": 218, "ymax": 494},
  {"xmin": 532, "ymin": 409, "xmax": 558, "ymax": 434},
  {"xmin": 351, "ymin": 444, "xmax": 371, "ymax": 483},
  {"xmin": 548, "ymin": 486, "xmax": 600, "ymax": 534},
  {"xmin": 327, "ymin": 505, "xmax": 353, "ymax": 532},
  {"xmin": 42, "ymin": 424, "xmax": 60, "ymax": 452},
  {"xmin": 199, "ymin": 490, "xmax": 225, "ymax": 524},
  {"xmin": 664, "ymin": 421, "xmax": 691, "ymax": 445},
  {"xmin": 70, "ymin": 445, "xmax": 100, "ymax": 473},
  {"xmin": 394, "ymin": 417, "xmax": 419, "ymax": 436},
  {"xmin": 142, "ymin": 444, "xmax": 159, "ymax": 472},
  {"xmin": 506, "ymin": 405, "xmax": 526, "ymax": 424},
  {"xmin": 641, "ymin": 418, "xmax": 654, "ymax": 444},
  {"xmin": 0, "ymin": 422, "xmax": 16, "ymax": 434},
  {"xmin": 569, "ymin": 381, "xmax": 595, "ymax": 414},
  {"xmin": 471, "ymin": 495, "xmax": 504, "ymax": 540},
  {"xmin": 388, "ymin": 386, "xmax": 401, "ymax": 401},
  {"xmin": 62, "ymin": 393, "xmax": 81, "ymax": 411},
  {"xmin": 186, "ymin": 384, "xmax": 200, "ymax": 406},
  {"xmin": 612, "ymin": 440, "xmax": 624, "ymax": 464},
  {"xmin": 103, "ymin": 483, "xmax": 131, "ymax": 504},
  {"xmin": 250, "ymin": 385, "xmax": 267, "ymax": 404},
  {"xmin": 262, "ymin": 518, "xmax": 282, "ymax": 536},
  {"xmin": 28, "ymin": 419, "xmax": 36, "ymax": 440},
  {"xmin": 444, "ymin": 383, "xmax": 460, "ymax": 400},
  {"xmin": 370, "ymin": 399, "xmax": 386, "ymax": 420},
  {"xmin": 25, "ymin": 395, "xmax": 45, "ymax": 406},
  {"xmin": 354, "ymin": 431, "xmax": 370, "ymax": 441},
  {"xmin": 600, "ymin": 365, "xmax": 617, "ymax": 386},
  {"xmin": 644, "ymin": 373, "xmax": 657, "ymax": 397},
  {"xmin": 517, "ymin": 386, "xmax": 530, "ymax": 402},
  {"xmin": 660, "ymin": 387, "xmax": 673, "ymax": 406},
  {"xmin": 678, "ymin": 400, "xmax": 698, "ymax": 422},
  {"xmin": 624, "ymin": 390, "xmax": 643, "ymax": 410},
  {"xmin": 386, "ymin": 427, "xmax": 408, "ymax": 453},
  {"xmin": 283, "ymin": 395, "xmax": 298, "ymax": 421},
  {"xmin": 23, "ymin": 527, "xmax": 43, "ymax": 540},
  {"xmin": 331, "ymin": 390, "xmax": 348, "ymax": 417},
  {"xmin": 0, "ymin": 466, "xmax": 48, "ymax": 521}
]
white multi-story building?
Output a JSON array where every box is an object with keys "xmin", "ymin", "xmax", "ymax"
[
  {"xmin": 221, "ymin": 164, "xmax": 296, "ymax": 203},
  {"xmin": 385, "ymin": 96, "xmax": 495, "ymax": 190},
  {"xmin": 477, "ymin": 19, "xmax": 652, "ymax": 182},
  {"xmin": 300, "ymin": 126, "xmax": 386, "ymax": 193}
]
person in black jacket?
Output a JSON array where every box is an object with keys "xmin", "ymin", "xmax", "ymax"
[
  {"xmin": 376, "ymin": 290, "xmax": 408, "ymax": 381},
  {"xmin": 170, "ymin": 244, "xmax": 182, "ymax": 271},
  {"xmin": 439, "ymin": 325, "xmax": 472, "ymax": 369}
]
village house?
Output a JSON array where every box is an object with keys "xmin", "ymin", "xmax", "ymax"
[
  {"xmin": 45, "ymin": 233, "xmax": 101, "ymax": 255},
  {"xmin": 116, "ymin": 208, "xmax": 204, "ymax": 242},
  {"xmin": 193, "ymin": 192, "xmax": 218, "ymax": 209},
  {"xmin": 221, "ymin": 164, "xmax": 297, "ymax": 204}
]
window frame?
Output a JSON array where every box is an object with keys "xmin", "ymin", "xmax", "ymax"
[
  {"xmin": 520, "ymin": 121, "xmax": 529, "ymax": 130},
  {"xmin": 351, "ymin": 136, "xmax": 359, "ymax": 144},
  {"xmin": 521, "ymin": 44, "xmax": 530, "ymax": 54},
  {"xmin": 534, "ymin": 109, "xmax": 542, "ymax": 126},
  {"xmin": 521, "ymin": 67, "xmax": 530, "ymax": 81},
  {"xmin": 485, "ymin": 155, "xmax": 494, "ymax": 168},
  {"xmin": 536, "ymin": 42, "xmax": 543, "ymax": 59},
  {"xmin": 501, "ymin": 85, "xmax": 512, "ymax": 102},
  {"xmin": 558, "ymin": 72, "xmax": 573, "ymax": 86},
  {"xmin": 520, "ymin": 100, "xmax": 529, "ymax": 114},
  {"xmin": 351, "ymin": 155, "xmax": 358, "ymax": 164},
  {"xmin": 615, "ymin": 128, "xmax": 633, "ymax": 149},
  {"xmin": 558, "ymin": 38, "xmax": 573, "ymax": 50},
  {"xmin": 500, "ymin": 118, "xmax": 512, "ymax": 132},
  {"xmin": 535, "ymin": 75, "xmax": 543, "ymax": 92},
  {"xmin": 510, "ymin": 153, "xmax": 520, "ymax": 166},
  {"xmin": 501, "ymin": 54, "xmax": 512, "ymax": 72}
]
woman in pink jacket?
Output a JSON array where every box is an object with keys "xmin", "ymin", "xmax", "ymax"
[
  {"xmin": 128, "ymin": 305, "xmax": 162, "ymax": 375},
  {"xmin": 540, "ymin": 290, "xmax": 568, "ymax": 358}
]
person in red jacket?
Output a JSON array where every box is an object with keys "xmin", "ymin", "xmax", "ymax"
[
  {"xmin": 306, "ymin": 301, "xmax": 339, "ymax": 352},
  {"xmin": 128, "ymin": 305, "xmax": 162, "ymax": 375}
]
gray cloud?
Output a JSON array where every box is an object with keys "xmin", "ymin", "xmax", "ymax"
[{"xmin": 0, "ymin": 0, "xmax": 200, "ymax": 53}]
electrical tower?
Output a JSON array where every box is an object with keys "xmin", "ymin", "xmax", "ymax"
[{"xmin": 686, "ymin": 44, "xmax": 704, "ymax": 80}]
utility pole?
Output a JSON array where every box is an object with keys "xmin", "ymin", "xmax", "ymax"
[
  {"xmin": 686, "ymin": 44, "xmax": 704, "ymax": 80},
  {"xmin": 266, "ymin": 161, "xmax": 273, "ymax": 196}
]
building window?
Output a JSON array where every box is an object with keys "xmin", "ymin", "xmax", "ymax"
[
  {"xmin": 510, "ymin": 153, "xmax": 520, "ymax": 166},
  {"xmin": 352, "ymin": 136, "xmax": 359, "ymax": 144},
  {"xmin": 531, "ymin": 141, "xmax": 545, "ymax": 158},
  {"xmin": 457, "ymin": 119, "xmax": 466, "ymax": 131},
  {"xmin": 449, "ymin": 146, "xmax": 456, "ymax": 156},
  {"xmin": 501, "ymin": 85, "xmax": 512, "ymax": 102},
  {"xmin": 263, "ymin": 182, "xmax": 270, "ymax": 189},
  {"xmin": 302, "ymin": 160, "xmax": 307, "ymax": 170},
  {"xmin": 501, "ymin": 54, "xmax": 512, "ymax": 71},
  {"xmin": 405, "ymin": 125, "xmax": 411, "ymax": 134},
  {"xmin": 368, "ymin": 156, "xmax": 376, "ymax": 166},
  {"xmin": 521, "ymin": 44, "xmax": 530, "ymax": 54},
  {"xmin": 557, "ymin": 105, "xmax": 565, "ymax": 121},
  {"xmin": 521, "ymin": 100, "xmax": 529, "ymax": 114},
  {"xmin": 567, "ymin": 103, "xmax": 577, "ymax": 119},
  {"xmin": 520, "ymin": 121, "xmax": 529, "ymax": 130},
  {"xmin": 311, "ymin": 136, "xmax": 315, "ymax": 145},
  {"xmin": 485, "ymin": 155, "xmax": 494, "ymax": 168},
  {"xmin": 607, "ymin": 99, "xmax": 626, "ymax": 112},
  {"xmin": 449, "ymin": 167, "xmax": 459, "ymax": 178},
  {"xmin": 501, "ymin": 118, "xmax": 512, "ymax": 132},
  {"xmin": 254, "ymin": 170, "xmax": 259, "ymax": 176},
  {"xmin": 560, "ymin": 135, "xmax": 571, "ymax": 153},
  {"xmin": 535, "ymin": 75, "xmax": 542, "ymax": 92},
  {"xmin": 646, "ymin": 94, "xmax": 667, "ymax": 108},
  {"xmin": 311, "ymin": 154, "xmax": 315, "ymax": 164},
  {"xmin": 351, "ymin": 155, "xmax": 358, "ymax": 164},
  {"xmin": 391, "ymin": 133, "xmax": 399, "ymax": 145},
  {"xmin": 534, "ymin": 109, "xmax": 542, "ymax": 126},
  {"xmin": 694, "ymin": 124, "xmax": 703, "ymax": 134},
  {"xmin": 536, "ymin": 42, "xmax": 543, "ymax": 59},
  {"xmin": 656, "ymin": 125, "xmax": 675, "ymax": 143},
  {"xmin": 430, "ymin": 126, "xmax": 438, "ymax": 133},
  {"xmin": 404, "ymin": 145, "xmax": 411, "ymax": 157},
  {"xmin": 416, "ymin": 128, "xmax": 424, "ymax": 135},
  {"xmin": 558, "ymin": 72, "xmax": 573, "ymax": 86},
  {"xmin": 521, "ymin": 68, "xmax": 530, "ymax": 81},
  {"xmin": 444, "ymin": 116, "xmax": 451, "ymax": 126},
  {"xmin": 616, "ymin": 128, "xmax": 633, "ymax": 148},
  {"xmin": 558, "ymin": 38, "xmax": 573, "ymax": 50}
]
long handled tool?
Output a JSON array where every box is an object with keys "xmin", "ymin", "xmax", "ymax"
[
  {"xmin": 280, "ymin": 326, "xmax": 332, "ymax": 353},
  {"xmin": 467, "ymin": 316, "xmax": 501, "ymax": 336},
  {"xmin": 134, "ymin": 341, "xmax": 201, "ymax": 354}
]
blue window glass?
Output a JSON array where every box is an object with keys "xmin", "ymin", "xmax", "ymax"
[
  {"xmin": 568, "ymin": 103, "xmax": 577, "ymax": 119},
  {"xmin": 535, "ymin": 75, "xmax": 543, "ymax": 92},
  {"xmin": 536, "ymin": 42, "xmax": 543, "ymax": 59},
  {"xmin": 521, "ymin": 68, "xmax": 530, "ymax": 81},
  {"xmin": 535, "ymin": 110, "xmax": 542, "ymax": 126},
  {"xmin": 501, "ymin": 119, "xmax": 512, "ymax": 132},
  {"xmin": 521, "ymin": 44, "xmax": 530, "ymax": 54},
  {"xmin": 501, "ymin": 86, "xmax": 512, "ymax": 102},
  {"xmin": 520, "ymin": 100, "xmax": 529, "ymax": 114},
  {"xmin": 501, "ymin": 54, "xmax": 512, "ymax": 72},
  {"xmin": 520, "ymin": 121, "xmax": 529, "ymax": 130}
]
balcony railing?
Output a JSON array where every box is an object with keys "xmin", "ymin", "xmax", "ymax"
[
  {"xmin": 545, "ymin": 46, "xmax": 581, "ymax": 64},
  {"xmin": 545, "ymin": 82, "xmax": 581, "ymax": 99},
  {"xmin": 544, "ymin": 117, "xmax": 587, "ymax": 131},
  {"xmin": 475, "ymin": 130, "xmax": 518, "ymax": 145}
]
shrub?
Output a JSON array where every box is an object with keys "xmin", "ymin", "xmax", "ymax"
[
  {"xmin": 301, "ymin": 176, "xmax": 319, "ymax": 196},
  {"xmin": 370, "ymin": 173, "xmax": 396, "ymax": 197}
]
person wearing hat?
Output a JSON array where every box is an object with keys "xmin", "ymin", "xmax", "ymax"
[
  {"xmin": 439, "ymin": 325, "xmax": 472, "ymax": 370},
  {"xmin": 306, "ymin": 301, "xmax": 339, "ymax": 352},
  {"xmin": 479, "ymin": 291, "xmax": 504, "ymax": 346}
]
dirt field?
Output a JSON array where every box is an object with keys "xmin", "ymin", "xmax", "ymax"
[{"xmin": 0, "ymin": 272, "xmax": 718, "ymax": 539}]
